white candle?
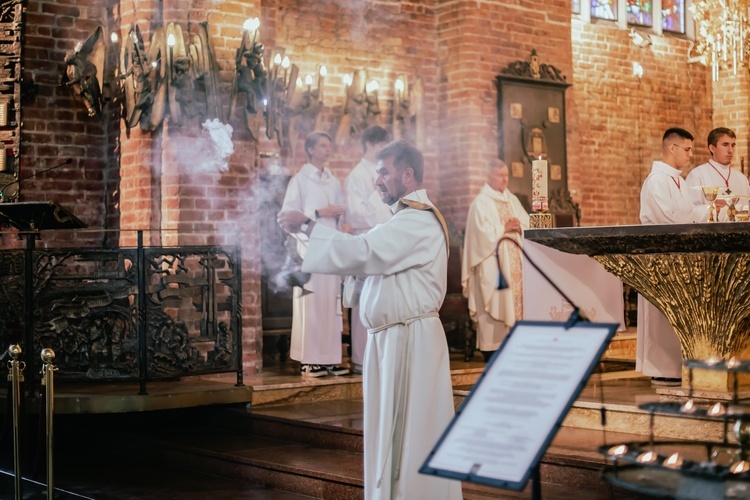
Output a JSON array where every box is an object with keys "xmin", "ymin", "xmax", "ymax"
[{"xmin": 532, "ymin": 159, "xmax": 548, "ymax": 212}]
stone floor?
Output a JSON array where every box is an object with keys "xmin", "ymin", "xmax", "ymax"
[{"xmin": 0, "ymin": 349, "xmax": 688, "ymax": 499}]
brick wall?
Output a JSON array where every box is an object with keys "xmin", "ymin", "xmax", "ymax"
[
  {"xmin": 260, "ymin": 0, "xmax": 440, "ymax": 197},
  {"xmin": 712, "ymin": 71, "xmax": 750, "ymax": 177},
  {"xmin": 436, "ymin": 0, "xmax": 574, "ymax": 228},
  {"xmin": 19, "ymin": 0, "xmax": 113, "ymax": 248},
  {"xmin": 570, "ymin": 18, "xmax": 714, "ymax": 226},
  {"xmin": 14, "ymin": 1, "xmax": 729, "ymax": 375}
]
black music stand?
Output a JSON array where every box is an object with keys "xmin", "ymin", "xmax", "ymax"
[
  {"xmin": 0, "ymin": 201, "xmax": 87, "ymax": 390},
  {"xmin": 0, "ymin": 201, "xmax": 87, "ymax": 232},
  {"xmin": 420, "ymin": 320, "xmax": 619, "ymax": 499}
]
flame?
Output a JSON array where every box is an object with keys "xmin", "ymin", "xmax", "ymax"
[
  {"xmin": 319, "ymin": 65, "xmax": 327, "ymax": 76},
  {"xmin": 608, "ymin": 444, "xmax": 628, "ymax": 457},
  {"xmin": 243, "ymin": 17, "xmax": 260, "ymax": 32},
  {"xmin": 167, "ymin": 33, "xmax": 176, "ymax": 47},
  {"xmin": 709, "ymin": 402, "xmax": 726, "ymax": 416},
  {"xmin": 664, "ymin": 453, "xmax": 683, "ymax": 469}
]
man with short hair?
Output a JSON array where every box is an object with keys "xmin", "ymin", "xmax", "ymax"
[
  {"xmin": 638, "ymin": 128, "xmax": 706, "ymax": 386},
  {"xmin": 686, "ymin": 127, "xmax": 750, "ymax": 220},
  {"xmin": 278, "ymin": 141, "xmax": 462, "ymax": 500},
  {"xmin": 344, "ymin": 126, "xmax": 393, "ymax": 374},
  {"xmin": 281, "ymin": 131, "xmax": 348, "ymax": 378},
  {"xmin": 462, "ymin": 159, "xmax": 529, "ymax": 360}
]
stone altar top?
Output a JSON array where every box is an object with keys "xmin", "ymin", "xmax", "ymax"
[{"xmin": 524, "ymin": 223, "xmax": 750, "ymax": 256}]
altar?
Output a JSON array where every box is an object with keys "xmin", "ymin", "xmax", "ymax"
[{"xmin": 525, "ymin": 223, "xmax": 750, "ymax": 394}]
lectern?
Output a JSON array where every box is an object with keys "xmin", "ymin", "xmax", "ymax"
[
  {"xmin": 0, "ymin": 201, "xmax": 87, "ymax": 232},
  {"xmin": 0, "ymin": 201, "xmax": 87, "ymax": 386}
]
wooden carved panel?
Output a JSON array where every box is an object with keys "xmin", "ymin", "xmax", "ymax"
[
  {"xmin": 0, "ymin": 0, "xmax": 22, "ymax": 200},
  {"xmin": 496, "ymin": 50, "xmax": 571, "ymax": 212}
]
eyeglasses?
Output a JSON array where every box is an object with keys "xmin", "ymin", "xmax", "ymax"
[{"xmin": 670, "ymin": 143, "xmax": 693, "ymax": 154}]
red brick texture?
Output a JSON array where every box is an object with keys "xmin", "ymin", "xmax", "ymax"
[{"xmin": 17, "ymin": 1, "xmax": 732, "ymax": 373}]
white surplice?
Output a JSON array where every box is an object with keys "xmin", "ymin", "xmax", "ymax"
[
  {"xmin": 281, "ymin": 163, "xmax": 345, "ymax": 365},
  {"xmin": 686, "ymin": 161, "xmax": 750, "ymax": 221},
  {"xmin": 302, "ymin": 189, "xmax": 462, "ymax": 500},
  {"xmin": 638, "ymin": 161, "xmax": 704, "ymax": 378},
  {"xmin": 344, "ymin": 158, "xmax": 393, "ymax": 369},
  {"xmin": 461, "ymin": 183, "xmax": 530, "ymax": 351}
]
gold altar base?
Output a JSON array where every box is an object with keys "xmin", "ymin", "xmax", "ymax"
[
  {"xmin": 649, "ymin": 369, "xmax": 750, "ymax": 401},
  {"xmin": 593, "ymin": 252, "xmax": 750, "ymax": 393},
  {"xmin": 529, "ymin": 212, "xmax": 553, "ymax": 229},
  {"xmin": 655, "ymin": 386, "xmax": 750, "ymax": 402}
]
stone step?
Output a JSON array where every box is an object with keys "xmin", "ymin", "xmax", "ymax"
[
  {"xmin": 602, "ymin": 332, "xmax": 636, "ymax": 361},
  {"xmin": 218, "ymin": 406, "xmax": 639, "ymax": 498},
  {"xmin": 49, "ymin": 403, "xmax": 640, "ymax": 499}
]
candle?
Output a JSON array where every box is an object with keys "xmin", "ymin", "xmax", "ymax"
[
  {"xmin": 395, "ymin": 78, "xmax": 404, "ymax": 102},
  {"xmin": 532, "ymin": 158, "xmax": 548, "ymax": 212},
  {"xmin": 281, "ymin": 56, "xmax": 290, "ymax": 85},
  {"xmin": 167, "ymin": 33, "xmax": 176, "ymax": 79},
  {"xmin": 318, "ymin": 65, "xmax": 326, "ymax": 100},
  {"xmin": 272, "ymin": 53, "xmax": 282, "ymax": 80},
  {"xmin": 305, "ymin": 73, "xmax": 313, "ymax": 94}
]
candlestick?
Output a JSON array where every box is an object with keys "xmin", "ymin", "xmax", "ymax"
[{"xmin": 532, "ymin": 158, "xmax": 548, "ymax": 212}]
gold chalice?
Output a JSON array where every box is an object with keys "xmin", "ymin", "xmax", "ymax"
[{"xmin": 702, "ymin": 186, "xmax": 720, "ymax": 222}]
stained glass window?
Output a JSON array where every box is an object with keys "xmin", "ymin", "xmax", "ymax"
[
  {"xmin": 627, "ymin": 0, "xmax": 653, "ymax": 26},
  {"xmin": 662, "ymin": 0, "xmax": 685, "ymax": 33},
  {"xmin": 572, "ymin": 0, "xmax": 581, "ymax": 14},
  {"xmin": 591, "ymin": 0, "xmax": 617, "ymax": 21}
]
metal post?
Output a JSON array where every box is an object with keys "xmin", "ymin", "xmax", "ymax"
[
  {"xmin": 7, "ymin": 344, "xmax": 25, "ymax": 500},
  {"xmin": 137, "ymin": 230, "xmax": 148, "ymax": 395},
  {"xmin": 531, "ymin": 462, "xmax": 542, "ymax": 500},
  {"xmin": 41, "ymin": 348, "xmax": 56, "ymax": 500}
]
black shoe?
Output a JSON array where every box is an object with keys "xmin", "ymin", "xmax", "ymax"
[
  {"xmin": 481, "ymin": 350, "xmax": 496, "ymax": 363},
  {"xmin": 326, "ymin": 364, "xmax": 350, "ymax": 376},
  {"xmin": 651, "ymin": 377, "xmax": 681, "ymax": 387},
  {"xmin": 301, "ymin": 364, "xmax": 327, "ymax": 378}
]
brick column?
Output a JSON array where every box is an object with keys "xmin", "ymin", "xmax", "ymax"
[{"xmin": 436, "ymin": 0, "xmax": 574, "ymax": 228}]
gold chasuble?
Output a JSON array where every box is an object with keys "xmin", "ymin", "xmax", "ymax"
[{"xmin": 497, "ymin": 201, "xmax": 523, "ymax": 321}]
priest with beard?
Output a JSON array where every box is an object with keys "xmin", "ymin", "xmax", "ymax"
[
  {"xmin": 278, "ymin": 140, "xmax": 462, "ymax": 500},
  {"xmin": 461, "ymin": 159, "xmax": 529, "ymax": 360}
]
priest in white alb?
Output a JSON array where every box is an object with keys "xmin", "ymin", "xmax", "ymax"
[
  {"xmin": 278, "ymin": 141, "xmax": 462, "ymax": 500},
  {"xmin": 686, "ymin": 127, "xmax": 750, "ymax": 220},
  {"xmin": 462, "ymin": 159, "xmax": 529, "ymax": 358},
  {"xmin": 639, "ymin": 128, "xmax": 706, "ymax": 386}
]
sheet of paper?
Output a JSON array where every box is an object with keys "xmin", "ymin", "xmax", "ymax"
[{"xmin": 425, "ymin": 323, "xmax": 613, "ymax": 484}]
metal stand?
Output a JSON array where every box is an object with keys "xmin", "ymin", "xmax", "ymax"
[
  {"xmin": 41, "ymin": 348, "xmax": 56, "ymax": 500},
  {"xmin": 7, "ymin": 344, "xmax": 24, "ymax": 500},
  {"xmin": 531, "ymin": 463, "xmax": 541, "ymax": 500}
]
